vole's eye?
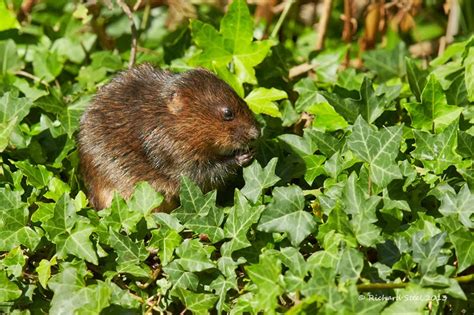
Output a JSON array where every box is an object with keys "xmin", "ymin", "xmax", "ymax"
[{"xmin": 222, "ymin": 108, "xmax": 234, "ymax": 121}]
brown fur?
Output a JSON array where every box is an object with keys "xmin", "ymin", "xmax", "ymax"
[{"xmin": 78, "ymin": 64, "xmax": 260, "ymax": 211}]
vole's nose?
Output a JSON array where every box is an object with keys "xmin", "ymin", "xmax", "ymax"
[{"xmin": 248, "ymin": 126, "xmax": 261, "ymax": 141}]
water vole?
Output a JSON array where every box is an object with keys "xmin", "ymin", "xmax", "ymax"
[{"xmin": 78, "ymin": 64, "xmax": 260, "ymax": 211}]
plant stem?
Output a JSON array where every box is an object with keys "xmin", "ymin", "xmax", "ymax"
[
  {"xmin": 357, "ymin": 273, "xmax": 474, "ymax": 291},
  {"xmin": 270, "ymin": 0, "xmax": 294, "ymax": 39},
  {"xmin": 117, "ymin": 0, "xmax": 138, "ymax": 68}
]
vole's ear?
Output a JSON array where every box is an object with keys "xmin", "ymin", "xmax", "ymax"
[{"xmin": 167, "ymin": 92, "xmax": 183, "ymax": 114}]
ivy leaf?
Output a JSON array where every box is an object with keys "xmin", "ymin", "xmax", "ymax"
[
  {"xmin": 190, "ymin": 20, "xmax": 232, "ymax": 67},
  {"xmin": 356, "ymin": 77, "xmax": 391, "ymax": 123},
  {"xmin": 412, "ymin": 232, "xmax": 447, "ymax": 274},
  {"xmin": 381, "ymin": 284, "xmax": 433, "ymax": 314},
  {"xmin": 42, "ymin": 194, "xmax": 78, "ymax": 240},
  {"xmin": 405, "ymin": 57, "xmax": 428, "ymax": 101},
  {"xmin": 173, "ymin": 177, "xmax": 224, "ymax": 242},
  {"xmin": 99, "ymin": 194, "xmax": 142, "ymax": 236},
  {"xmin": 171, "ymin": 287, "xmax": 218, "ymax": 315},
  {"xmin": 294, "ymin": 78, "xmax": 327, "ymax": 112},
  {"xmin": 163, "ymin": 260, "xmax": 199, "ymax": 290},
  {"xmin": 220, "ymin": 0, "xmax": 253, "ymax": 46},
  {"xmin": 404, "ymin": 75, "xmax": 462, "ymax": 132},
  {"xmin": 347, "ymin": 116, "xmax": 403, "ymax": 187},
  {"xmin": 0, "ymin": 40, "xmax": 23, "ymax": 75},
  {"xmin": 336, "ymin": 248, "xmax": 364, "ymax": 282},
  {"xmin": 56, "ymin": 221, "xmax": 98, "ymax": 265},
  {"xmin": 412, "ymin": 121, "xmax": 462, "ymax": 174},
  {"xmin": 319, "ymin": 88, "xmax": 359, "ymax": 123},
  {"xmin": 126, "ymin": 181, "xmax": 163, "ymax": 215},
  {"xmin": 221, "ymin": 190, "xmax": 265, "ymax": 256},
  {"xmin": 306, "ymin": 102, "xmax": 349, "ymax": 131},
  {"xmin": 457, "ymin": 131, "xmax": 474, "ymax": 159},
  {"xmin": 257, "ymin": 185, "xmax": 317, "ymax": 246},
  {"xmin": 279, "ymin": 247, "xmax": 308, "ymax": 291},
  {"xmin": 173, "ymin": 176, "xmax": 217, "ymax": 221},
  {"xmin": 210, "ymin": 275, "xmax": 237, "ymax": 314},
  {"xmin": 0, "ymin": 2, "xmax": 19, "ymax": 31},
  {"xmin": 148, "ymin": 227, "xmax": 182, "ymax": 266},
  {"xmin": 465, "ymin": 47, "xmax": 474, "ymax": 102},
  {"xmin": 362, "ymin": 43, "xmax": 406, "ymax": 81},
  {"xmin": 0, "ymin": 271, "xmax": 21, "ymax": 302},
  {"xmin": 109, "ymin": 230, "xmax": 149, "ymax": 266},
  {"xmin": 37, "ymin": 257, "xmax": 57, "ymax": 288},
  {"xmin": 439, "ymin": 184, "xmax": 474, "ymax": 229},
  {"xmin": 241, "ymin": 158, "xmax": 280, "ymax": 203},
  {"xmin": 449, "ymin": 229, "xmax": 474, "ymax": 273},
  {"xmin": 245, "ymin": 252, "xmax": 283, "ymax": 314},
  {"xmin": 342, "ymin": 173, "xmax": 382, "ymax": 247},
  {"xmin": 14, "ymin": 161, "xmax": 53, "ymax": 189},
  {"xmin": 244, "ymin": 87, "xmax": 287, "ymax": 117},
  {"xmin": 175, "ymin": 239, "xmax": 215, "ymax": 272},
  {"xmin": 190, "ymin": 0, "xmax": 272, "ymax": 88},
  {"xmin": 0, "ymin": 92, "xmax": 32, "ymax": 152},
  {"xmin": 48, "ymin": 263, "xmax": 112, "ymax": 314}
]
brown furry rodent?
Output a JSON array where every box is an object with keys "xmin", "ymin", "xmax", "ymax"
[{"xmin": 78, "ymin": 64, "xmax": 260, "ymax": 211}]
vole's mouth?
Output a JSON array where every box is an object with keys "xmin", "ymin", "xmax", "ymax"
[{"xmin": 219, "ymin": 147, "xmax": 255, "ymax": 166}]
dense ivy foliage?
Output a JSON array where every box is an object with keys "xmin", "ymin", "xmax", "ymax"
[{"xmin": 0, "ymin": 0, "xmax": 473, "ymax": 314}]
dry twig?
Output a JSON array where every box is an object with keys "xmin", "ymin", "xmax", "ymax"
[
  {"xmin": 116, "ymin": 0, "xmax": 138, "ymax": 68},
  {"xmin": 315, "ymin": 0, "xmax": 333, "ymax": 50}
]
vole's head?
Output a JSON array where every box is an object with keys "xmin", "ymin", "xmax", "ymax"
[{"xmin": 167, "ymin": 68, "xmax": 260, "ymax": 166}]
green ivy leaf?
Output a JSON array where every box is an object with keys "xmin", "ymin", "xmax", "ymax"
[
  {"xmin": 163, "ymin": 260, "xmax": 199, "ymax": 290},
  {"xmin": 172, "ymin": 287, "xmax": 218, "ymax": 315},
  {"xmin": 175, "ymin": 239, "xmax": 215, "ymax": 272},
  {"xmin": 457, "ymin": 131, "xmax": 474, "ymax": 159},
  {"xmin": 405, "ymin": 57, "xmax": 428, "ymax": 101},
  {"xmin": 221, "ymin": 190, "xmax": 265, "ymax": 256},
  {"xmin": 244, "ymin": 87, "xmax": 287, "ymax": 117},
  {"xmin": 465, "ymin": 47, "xmax": 474, "ymax": 102},
  {"xmin": 449, "ymin": 229, "xmax": 474, "ymax": 273},
  {"xmin": 0, "ymin": 92, "xmax": 32, "ymax": 152},
  {"xmin": 210, "ymin": 275, "xmax": 237, "ymax": 314},
  {"xmin": 245, "ymin": 252, "xmax": 283, "ymax": 314},
  {"xmin": 0, "ymin": 2, "xmax": 20, "ymax": 32},
  {"xmin": 109, "ymin": 230, "xmax": 149, "ymax": 266},
  {"xmin": 190, "ymin": 0, "xmax": 272, "ymax": 89},
  {"xmin": 362, "ymin": 43, "xmax": 406, "ymax": 81},
  {"xmin": 306, "ymin": 102, "xmax": 349, "ymax": 131},
  {"xmin": 439, "ymin": 184, "xmax": 474, "ymax": 229},
  {"xmin": 173, "ymin": 177, "xmax": 224, "ymax": 242},
  {"xmin": 0, "ymin": 271, "xmax": 21, "ymax": 303},
  {"xmin": 14, "ymin": 161, "xmax": 53, "ymax": 189},
  {"xmin": 404, "ymin": 75, "xmax": 462, "ymax": 132},
  {"xmin": 148, "ymin": 227, "xmax": 183, "ymax": 266},
  {"xmin": 2, "ymin": 247, "xmax": 25, "ymax": 278},
  {"xmin": 241, "ymin": 158, "xmax": 280, "ymax": 203},
  {"xmin": 336, "ymin": 247, "xmax": 364, "ymax": 282},
  {"xmin": 126, "ymin": 181, "xmax": 163, "ymax": 215},
  {"xmin": 37, "ymin": 257, "xmax": 57, "ymax": 288},
  {"xmin": 347, "ymin": 116, "xmax": 403, "ymax": 187},
  {"xmin": 412, "ymin": 232, "xmax": 447, "ymax": 274},
  {"xmin": 0, "ymin": 40, "xmax": 23, "ymax": 75},
  {"xmin": 56, "ymin": 221, "xmax": 98, "ymax": 265},
  {"xmin": 48, "ymin": 263, "xmax": 112, "ymax": 314},
  {"xmin": 173, "ymin": 176, "xmax": 216, "ymax": 221},
  {"xmin": 258, "ymin": 185, "xmax": 317, "ymax": 246},
  {"xmin": 381, "ymin": 284, "xmax": 433, "ymax": 314},
  {"xmin": 0, "ymin": 187, "xmax": 40, "ymax": 251},
  {"xmin": 412, "ymin": 121, "xmax": 462, "ymax": 174},
  {"xmin": 342, "ymin": 173, "xmax": 382, "ymax": 247},
  {"xmin": 294, "ymin": 78, "xmax": 327, "ymax": 112}
]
